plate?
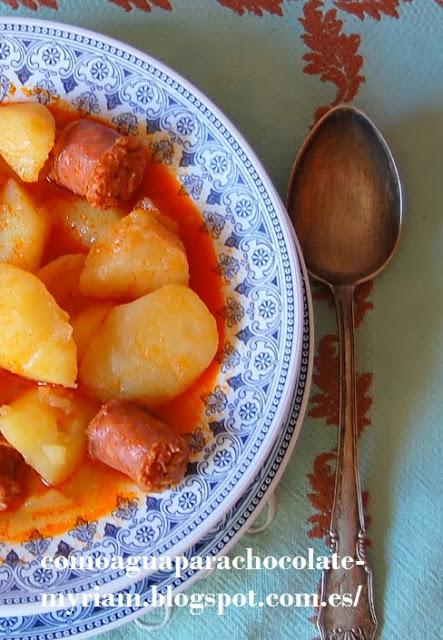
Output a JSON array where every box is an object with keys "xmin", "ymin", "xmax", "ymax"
[
  {"xmin": 0, "ymin": 18, "xmax": 306, "ymax": 614},
  {"xmin": 0, "ymin": 275, "xmax": 313, "ymax": 639}
]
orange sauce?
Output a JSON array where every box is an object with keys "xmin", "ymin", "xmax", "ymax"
[{"xmin": 0, "ymin": 103, "xmax": 225, "ymax": 542}]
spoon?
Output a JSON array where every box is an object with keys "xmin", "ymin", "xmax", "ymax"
[{"xmin": 287, "ymin": 105, "xmax": 402, "ymax": 640}]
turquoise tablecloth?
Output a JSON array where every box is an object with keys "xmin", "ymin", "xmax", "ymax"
[{"xmin": 1, "ymin": 1, "xmax": 442, "ymax": 639}]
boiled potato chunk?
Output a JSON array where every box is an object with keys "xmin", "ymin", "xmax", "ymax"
[
  {"xmin": 37, "ymin": 254, "xmax": 86, "ymax": 315},
  {"xmin": 0, "ymin": 102, "xmax": 55, "ymax": 182},
  {"xmin": 23, "ymin": 488, "xmax": 73, "ymax": 511},
  {"xmin": 49, "ymin": 196, "xmax": 123, "ymax": 250},
  {"xmin": 0, "ymin": 263, "xmax": 77, "ymax": 386},
  {"xmin": 71, "ymin": 302, "xmax": 113, "ymax": 361},
  {"xmin": 0, "ymin": 387, "xmax": 98, "ymax": 486},
  {"xmin": 135, "ymin": 197, "xmax": 179, "ymax": 233},
  {"xmin": 79, "ymin": 284, "xmax": 218, "ymax": 405},
  {"xmin": 79, "ymin": 208, "xmax": 189, "ymax": 301},
  {"xmin": 0, "ymin": 179, "xmax": 49, "ymax": 271}
]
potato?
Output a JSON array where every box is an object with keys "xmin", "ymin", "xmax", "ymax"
[
  {"xmin": 71, "ymin": 302, "xmax": 112, "ymax": 361},
  {"xmin": 37, "ymin": 254, "xmax": 86, "ymax": 315},
  {"xmin": 0, "ymin": 179, "xmax": 49, "ymax": 271},
  {"xmin": 0, "ymin": 387, "xmax": 97, "ymax": 486},
  {"xmin": 49, "ymin": 196, "xmax": 123, "ymax": 250},
  {"xmin": 79, "ymin": 284, "xmax": 218, "ymax": 405},
  {"xmin": 24, "ymin": 488, "xmax": 73, "ymax": 511},
  {"xmin": 0, "ymin": 263, "xmax": 77, "ymax": 386},
  {"xmin": 79, "ymin": 208, "xmax": 189, "ymax": 301},
  {"xmin": 0, "ymin": 102, "xmax": 55, "ymax": 182},
  {"xmin": 135, "ymin": 197, "xmax": 179, "ymax": 233}
]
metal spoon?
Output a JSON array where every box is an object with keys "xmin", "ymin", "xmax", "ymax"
[{"xmin": 287, "ymin": 105, "xmax": 402, "ymax": 640}]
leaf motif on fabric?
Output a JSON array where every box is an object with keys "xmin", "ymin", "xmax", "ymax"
[
  {"xmin": 307, "ymin": 449, "xmax": 372, "ymax": 539},
  {"xmin": 299, "ymin": 0, "xmax": 365, "ymax": 121},
  {"xmin": 309, "ymin": 335, "xmax": 340, "ymax": 426},
  {"xmin": 216, "ymin": 0, "xmax": 284, "ymax": 15},
  {"xmin": 354, "ymin": 280, "xmax": 374, "ymax": 327},
  {"xmin": 308, "ymin": 334, "xmax": 373, "ymax": 436},
  {"xmin": 334, "ymin": 0, "xmax": 412, "ymax": 21},
  {"xmin": 1, "ymin": 0, "xmax": 58, "ymax": 9},
  {"xmin": 107, "ymin": 0, "xmax": 172, "ymax": 12},
  {"xmin": 307, "ymin": 451, "xmax": 336, "ymax": 538}
]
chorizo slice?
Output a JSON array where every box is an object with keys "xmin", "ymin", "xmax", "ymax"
[
  {"xmin": 0, "ymin": 436, "xmax": 24, "ymax": 512},
  {"xmin": 50, "ymin": 119, "xmax": 147, "ymax": 209},
  {"xmin": 86, "ymin": 401, "xmax": 189, "ymax": 492}
]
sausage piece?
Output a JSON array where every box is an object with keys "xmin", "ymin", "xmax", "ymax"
[
  {"xmin": 86, "ymin": 401, "xmax": 189, "ymax": 492},
  {"xmin": 50, "ymin": 119, "xmax": 147, "ymax": 209},
  {"xmin": 0, "ymin": 437, "xmax": 24, "ymax": 512}
]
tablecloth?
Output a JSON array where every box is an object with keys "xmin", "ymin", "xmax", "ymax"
[{"xmin": 1, "ymin": 1, "xmax": 442, "ymax": 639}]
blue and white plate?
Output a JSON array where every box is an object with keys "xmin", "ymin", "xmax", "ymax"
[
  {"xmin": 0, "ymin": 19, "xmax": 308, "ymax": 616},
  {"xmin": 0, "ymin": 277, "xmax": 313, "ymax": 640}
]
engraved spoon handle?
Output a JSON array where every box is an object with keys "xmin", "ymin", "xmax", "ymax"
[{"xmin": 317, "ymin": 285, "xmax": 377, "ymax": 640}]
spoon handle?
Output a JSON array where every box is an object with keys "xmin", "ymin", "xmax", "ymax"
[{"xmin": 317, "ymin": 285, "xmax": 377, "ymax": 640}]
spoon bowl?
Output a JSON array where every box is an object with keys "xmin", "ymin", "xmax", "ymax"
[{"xmin": 287, "ymin": 106, "xmax": 402, "ymax": 286}]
